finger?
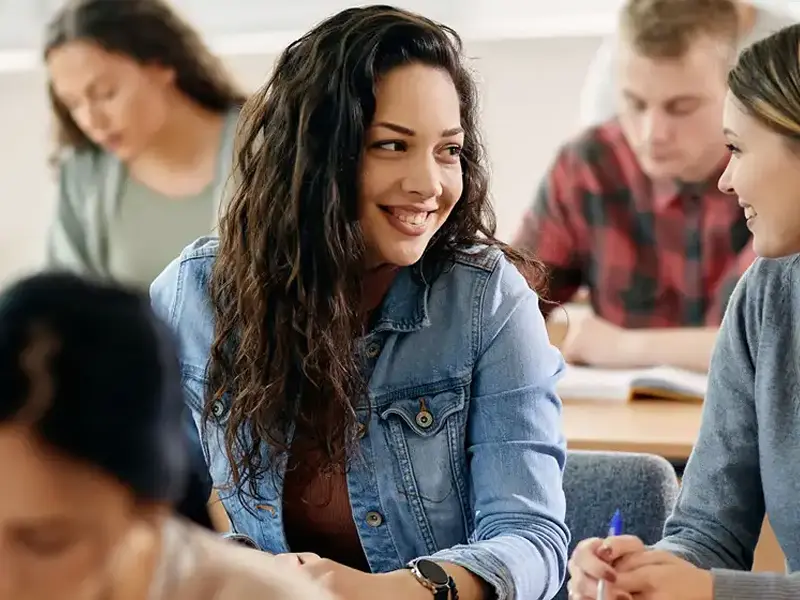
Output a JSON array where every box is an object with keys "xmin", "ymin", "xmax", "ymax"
[
  {"xmin": 614, "ymin": 550, "xmax": 676, "ymax": 573},
  {"xmin": 614, "ymin": 567, "xmax": 655, "ymax": 595},
  {"xmin": 295, "ymin": 552, "xmax": 322, "ymax": 565},
  {"xmin": 569, "ymin": 551, "xmax": 618, "ymax": 583},
  {"xmin": 597, "ymin": 535, "xmax": 647, "ymax": 562},
  {"xmin": 570, "ymin": 538, "xmax": 617, "ymax": 581}
]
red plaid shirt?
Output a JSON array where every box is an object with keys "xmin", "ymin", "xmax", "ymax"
[{"xmin": 514, "ymin": 120, "xmax": 755, "ymax": 327}]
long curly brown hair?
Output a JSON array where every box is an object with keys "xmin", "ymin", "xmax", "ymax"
[{"xmin": 207, "ymin": 5, "xmax": 545, "ymax": 496}]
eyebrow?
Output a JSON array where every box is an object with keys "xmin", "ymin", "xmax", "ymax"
[
  {"xmin": 722, "ymin": 127, "xmax": 738, "ymax": 137},
  {"xmin": 373, "ymin": 121, "xmax": 464, "ymax": 138}
]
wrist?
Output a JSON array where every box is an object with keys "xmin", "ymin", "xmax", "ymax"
[
  {"xmin": 699, "ymin": 569, "xmax": 714, "ymax": 600},
  {"xmin": 381, "ymin": 569, "xmax": 434, "ymax": 600},
  {"xmin": 618, "ymin": 328, "xmax": 650, "ymax": 367}
]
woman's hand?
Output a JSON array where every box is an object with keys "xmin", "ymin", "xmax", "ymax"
[
  {"xmin": 566, "ymin": 535, "xmax": 646, "ymax": 599},
  {"xmin": 273, "ymin": 554, "xmax": 428, "ymax": 600},
  {"xmin": 306, "ymin": 559, "xmax": 430, "ymax": 600},
  {"xmin": 613, "ymin": 550, "xmax": 713, "ymax": 600}
]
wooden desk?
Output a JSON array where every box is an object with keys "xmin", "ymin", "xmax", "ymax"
[
  {"xmin": 562, "ymin": 397, "xmax": 784, "ymax": 573},
  {"xmin": 563, "ymin": 400, "xmax": 702, "ymax": 460}
]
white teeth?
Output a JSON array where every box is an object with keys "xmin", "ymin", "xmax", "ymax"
[
  {"xmin": 390, "ymin": 208, "xmax": 429, "ymax": 226},
  {"xmin": 744, "ymin": 207, "xmax": 757, "ymax": 219}
]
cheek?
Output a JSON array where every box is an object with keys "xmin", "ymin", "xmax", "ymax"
[{"xmin": 117, "ymin": 84, "xmax": 169, "ymax": 132}]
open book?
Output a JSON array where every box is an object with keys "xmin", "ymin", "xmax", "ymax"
[{"xmin": 557, "ymin": 364, "xmax": 707, "ymax": 403}]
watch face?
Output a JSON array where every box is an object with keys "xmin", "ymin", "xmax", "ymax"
[{"xmin": 416, "ymin": 559, "xmax": 449, "ymax": 586}]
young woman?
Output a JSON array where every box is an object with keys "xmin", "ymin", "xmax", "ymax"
[
  {"xmin": 0, "ymin": 272, "xmax": 330, "ymax": 600},
  {"xmin": 566, "ymin": 23, "xmax": 800, "ymax": 600},
  {"xmin": 579, "ymin": 0, "xmax": 796, "ymax": 128},
  {"xmin": 44, "ymin": 0, "xmax": 246, "ymax": 290},
  {"xmin": 151, "ymin": 5, "xmax": 569, "ymax": 600}
]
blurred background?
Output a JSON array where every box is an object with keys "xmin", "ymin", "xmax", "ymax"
[{"xmin": 0, "ymin": 0, "xmax": 793, "ymax": 285}]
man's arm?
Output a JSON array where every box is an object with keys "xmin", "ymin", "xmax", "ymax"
[
  {"xmin": 616, "ymin": 327, "xmax": 717, "ymax": 373},
  {"xmin": 571, "ymin": 244, "xmax": 757, "ymax": 373},
  {"xmin": 512, "ymin": 149, "xmax": 589, "ymax": 312}
]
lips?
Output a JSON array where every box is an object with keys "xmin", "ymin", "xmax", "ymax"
[
  {"xmin": 379, "ymin": 205, "xmax": 436, "ymax": 237},
  {"xmin": 740, "ymin": 202, "xmax": 757, "ymax": 221},
  {"xmin": 381, "ymin": 206, "xmax": 432, "ymax": 225}
]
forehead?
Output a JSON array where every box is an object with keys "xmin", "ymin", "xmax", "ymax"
[
  {"xmin": 372, "ymin": 64, "xmax": 461, "ymax": 129},
  {"xmin": 47, "ymin": 40, "xmax": 134, "ymax": 93},
  {"xmin": 617, "ymin": 35, "xmax": 728, "ymax": 101},
  {"xmin": 0, "ymin": 426, "xmax": 123, "ymax": 521}
]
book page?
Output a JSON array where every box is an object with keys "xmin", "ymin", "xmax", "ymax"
[
  {"xmin": 557, "ymin": 364, "xmax": 707, "ymax": 402},
  {"xmin": 556, "ymin": 365, "xmax": 636, "ymax": 402}
]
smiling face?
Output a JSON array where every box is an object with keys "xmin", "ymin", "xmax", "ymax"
[
  {"xmin": 718, "ymin": 92, "xmax": 800, "ymax": 258},
  {"xmin": 358, "ymin": 63, "xmax": 464, "ymax": 268}
]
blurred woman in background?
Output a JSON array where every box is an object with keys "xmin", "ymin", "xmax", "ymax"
[
  {"xmin": 44, "ymin": 0, "xmax": 246, "ymax": 290},
  {"xmin": 0, "ymin": 272, "xmax": 330, "ymax": 600}
]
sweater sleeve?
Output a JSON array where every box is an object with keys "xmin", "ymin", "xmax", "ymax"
[
  {"xmin": 45, "ymin": 157, "xmax": 96, "ymax": 275},
  {"xmin": 654, "ymin": 261, "xmax": 765, "ymax": 570},
  {"xmin": 711, "ymin": 570, "xmax": 799, "ymax": 600},
  {"xmin": 654, "ymin": 258, "xmax": 800, "ymax": 600}
]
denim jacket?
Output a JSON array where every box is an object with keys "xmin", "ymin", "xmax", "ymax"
[{"xmin": 151, "ymin": 236, "xmax": 569, "ymax": 600}]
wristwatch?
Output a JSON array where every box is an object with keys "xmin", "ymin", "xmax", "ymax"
[{"xmin": 406, "ymin": 558, "xmax": 459, "ymax": 600}]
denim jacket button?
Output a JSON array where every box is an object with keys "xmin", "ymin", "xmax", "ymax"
[
  {"xmin": 365, "ymin": 511, "xmax": 383, "ymax": 527},
  {"xmin": 365, "ymin": 342, "xmax": 381, "ymax": 359},
  {"xmin": 211, "ymin": 400, "xmax": 226, "ymax": 418},
  {"xmin": 415, "ymin": 410, "xmax": 434, "ymax": 429}
]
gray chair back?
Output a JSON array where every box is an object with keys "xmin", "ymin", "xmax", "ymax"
[{"xmin": 555, "ymin": 450, "xmax": 680, "ymax": 600}]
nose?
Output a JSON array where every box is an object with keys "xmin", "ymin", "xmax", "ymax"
[
  {"xmin": 401, "ymin": 153, "xmax": 443, "ymax": 199},
  {"xmin": 643, "ymin": 110, "xmax": 671, "ymax": 145},
  {"xmin": 76, "ymin": 103, "xmax": 109, "ymax": 140},
  {"xmin": 717, "ymin": 157, "xmax": 736, "ymax": 195}
]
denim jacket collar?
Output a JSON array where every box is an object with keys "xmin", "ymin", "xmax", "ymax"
[{"xmin": 371, "ymin": 266, "xmax": 431, "ymax": 334}]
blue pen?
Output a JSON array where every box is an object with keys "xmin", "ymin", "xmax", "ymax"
[{"xmin": 596, "ymin": 509, "xmax": 624, "ymax": 600}]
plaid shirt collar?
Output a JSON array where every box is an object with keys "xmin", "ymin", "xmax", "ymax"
[{"xmin": 651, "ymin": 157, "xmax": 730, "ymax": 211}]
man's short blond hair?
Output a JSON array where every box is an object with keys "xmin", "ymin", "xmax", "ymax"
[{"xmin": 620, "ymin": 0, "xmax": 740, "ymax": 59}]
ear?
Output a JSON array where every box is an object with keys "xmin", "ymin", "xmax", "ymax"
[{"xmin": 144, "ymin": 62, "xmax": 176, "ymax": 87}]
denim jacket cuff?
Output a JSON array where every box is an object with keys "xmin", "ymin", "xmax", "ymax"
[
  {"xmin": 221, "ymin": 531, "xmax": 261, "ymax": 550},
  {"xmin": 422, "ymin": 545, "xmax": 514, "ymax": 600}
]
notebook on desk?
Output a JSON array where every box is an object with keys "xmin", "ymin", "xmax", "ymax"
[{"xmin": 557, "ymin": 364, "xmax": 707, "ymax": 403}]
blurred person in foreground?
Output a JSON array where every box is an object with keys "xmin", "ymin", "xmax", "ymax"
[{"xmin": 0, "ymin": 272, "xmax": 330, "ymax": 600}]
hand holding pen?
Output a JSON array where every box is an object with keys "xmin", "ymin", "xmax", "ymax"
[{"xmin": 596, "ymin": 509, "xmax": 624, "ymax": 600}]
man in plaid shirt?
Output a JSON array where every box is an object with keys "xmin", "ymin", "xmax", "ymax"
[{"xmin": 514, "ymin": 0, "xmax": 755, "ymax": 372}]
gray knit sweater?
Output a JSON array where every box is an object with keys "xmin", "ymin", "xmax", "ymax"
[{"xmin": 654, "ymin": 255, "xmax": 800, "ymax": 599}]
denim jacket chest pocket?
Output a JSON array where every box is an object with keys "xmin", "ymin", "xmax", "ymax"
[{"xmin": 377, "ymin": 385, "xmax": 471, "ymax": 549}]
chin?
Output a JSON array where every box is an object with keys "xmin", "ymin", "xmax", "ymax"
[{"xmin": 375, "ymin": 242, "xmax": 428, "ymax": 267}]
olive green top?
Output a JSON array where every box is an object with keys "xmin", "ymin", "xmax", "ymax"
[{"xmin": 45, "ymin": 107, "xmax": 240, "ymax": 290}]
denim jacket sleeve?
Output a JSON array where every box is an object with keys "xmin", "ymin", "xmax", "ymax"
[
  {"xmin": 421, "ymin": 257, "xmax": 569, "ymax": 600},
  {"xmin": 150, "ymin": 256, "xmax": 214, "ymax": 510}
]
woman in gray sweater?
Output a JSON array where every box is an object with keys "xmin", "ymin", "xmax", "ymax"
[
  {"xmin": 44, "ymin": 0, "xmax": 245, "ymax": 290},
  {"xmin": 567, "ymin": 23, "xmax": 800, "ymax": 600}
]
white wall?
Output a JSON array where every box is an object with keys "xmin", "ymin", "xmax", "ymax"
[{"xmin": 0, "ymin": 35, "xmax": 602, "ymax": 285}]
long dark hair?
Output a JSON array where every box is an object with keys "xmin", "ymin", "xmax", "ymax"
[
  {"xmin": 0, "ymin": 272, "xmax": 212, "ymax": 529},
  {"xmin": 44, "ymin": 0, "xmax": 247, "ymax": 154},
  {"xmin": 207, "ymin": 5, "xmax": 545, "ymax": 496}
]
